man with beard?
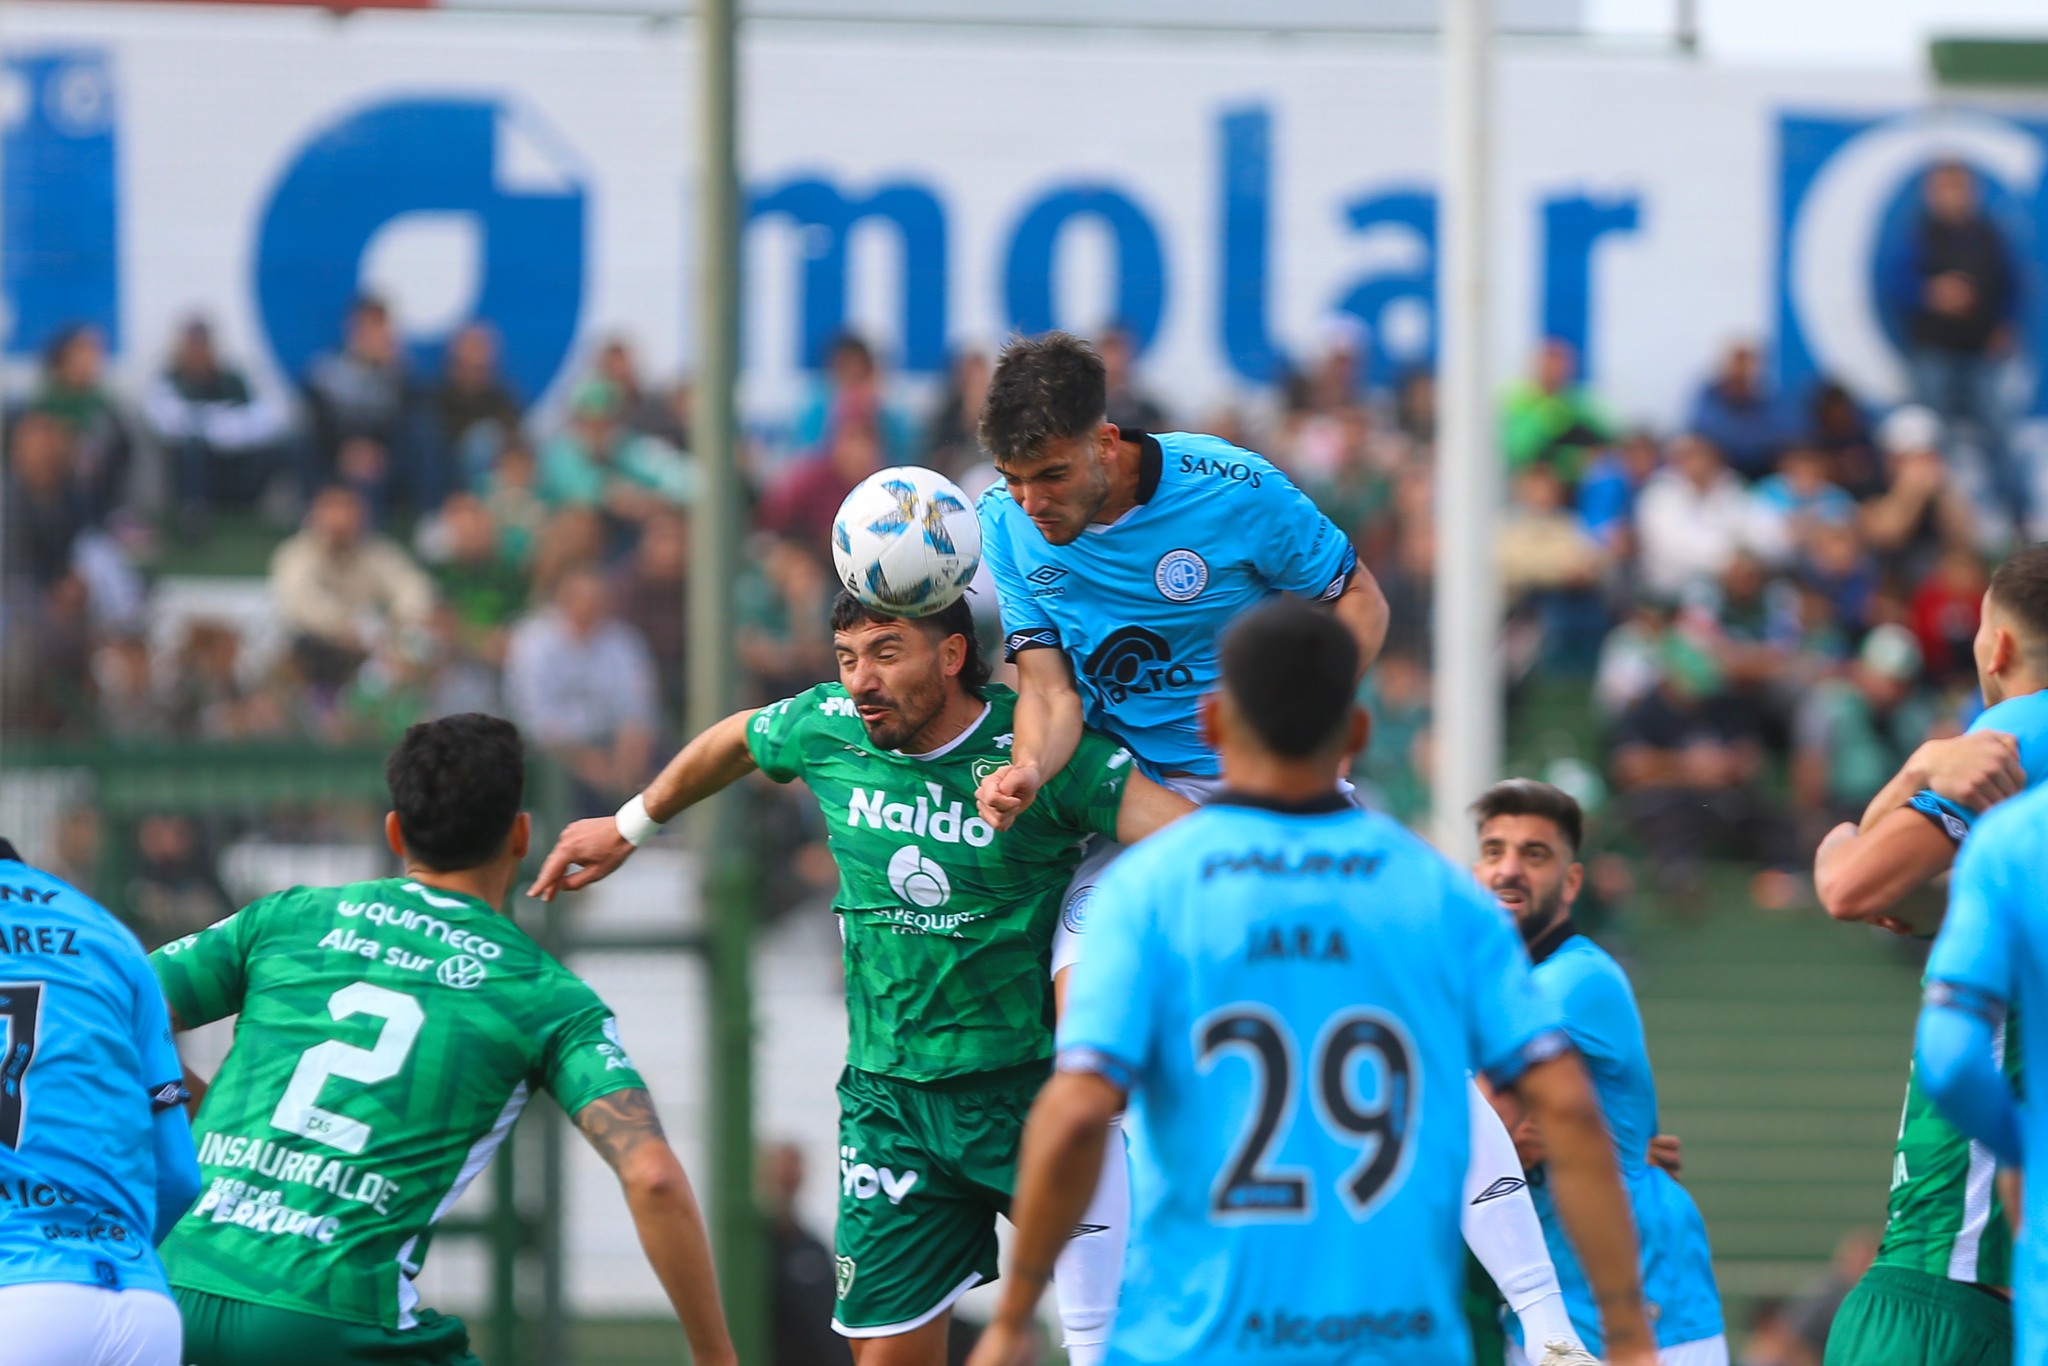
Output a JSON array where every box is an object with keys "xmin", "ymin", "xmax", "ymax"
[
  {"xmin": 1472, "ymin": 780, "xmax": 1727, "ymax": 1366},
  {"xmin": 530, "ymin": 590, "xmax": 1192, "ymax": 1366}
]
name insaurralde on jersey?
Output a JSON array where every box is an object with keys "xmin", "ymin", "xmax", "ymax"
[
  {"xmin": 746, "ymin": 682, "xmax": 1132, "ymax": 1082},
  {"xmin": 150, "ymin": 878, "xmax": 646, "ymax": 1329},
  {"xmin": 979, "ymin": 431, "xmax": 1358, "ymax": 780}
]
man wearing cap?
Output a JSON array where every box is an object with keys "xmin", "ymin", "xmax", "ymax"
[
  {"xmin": 538, "ymin": 378, "xmax": 695, "ymax": 528},
  {"xmin": 1791, "ymin": 624, "xmax": 1936, "ymax": 844}
]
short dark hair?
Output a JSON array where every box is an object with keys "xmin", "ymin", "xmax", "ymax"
[
  {"xmin": 828, "ymin": 590, "xmax": 992, "ymax": 696},
  {"xmin": 386, "ymin": 714, "xmax": 525, "ymax": 871},
  {"xmin": 1989, "ymin": 544, "xmax": 2048, "ymax": 652},
  {"xmin": 1469, "ymin": 779, "xmax": 1584, "ymax": 855},
  {"xmin": 979, "ymin": 332, "xmax": 1107, "ymax": 463},
  {"xmin": 1218, "ymin": 598, "xmax": 1359, "ymax": 758}
]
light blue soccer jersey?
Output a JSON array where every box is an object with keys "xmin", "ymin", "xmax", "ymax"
[
  {"xmin": 1524, "ymin": 935, "xmax": 1721, "ymax": 1355},
  {"xmin": 0, "ymin": 851, "xmax": 188, "ymax": 1295},
  {"xmin": 980, "ymin": 433, "xmax": 1357, "ymax": 779},
  {"xmin": 1059, "ymin": 794, "xmax": 1567, "ymax": 1366},
  {"xmin": 1909, "ymin": 690, "xmax": 2048, "ymax": 839},
  {"xmin": 1922, "ymin": 784, "xmax": 2048, "ymax": 1363}
]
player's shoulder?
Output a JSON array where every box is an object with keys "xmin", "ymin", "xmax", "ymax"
[
  {"xmin": 1968, "ymin": 781, "xmax": 2048, "ymax": 857},
  {"xmin": 1151, "ymin": 432, "xmax": 1291, "ymax": 502},
  {"xmin": 1538, "ymin": 934, "xmax": 1633, "ymax": 999},
  {"xmin": 758, "ymin": 681, "xmax": 863, "ymax": 738},
  {"xmin": 1970, "ymin": 689, "xmax": 2048, "ymax": 736}
]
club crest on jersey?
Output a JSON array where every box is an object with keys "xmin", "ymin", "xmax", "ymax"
[
  {"xmin": 971, "ymin": 757, "xmax": 1004, "ymax": 784},
  {"xmin": 835, "ymin": 1257, "xmax": 857, "ymax": 1299},
  {"xmin": 1154, "ymin": 549, "xmax": 1209, "ymax": 602},
  {"xmin": 1061, "ymin": 887, "xmax": 1094, "ymax": 937}
]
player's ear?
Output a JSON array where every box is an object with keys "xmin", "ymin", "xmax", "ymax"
[
  {"xmin": 509, "ymin": 812, "xmax": 531, "ymax": 862},
  {"xmin": 383, "ymin": 812, "xmax": 406, "ymax": 860},
  {"xmin": 1563, "ymin": 858, "xmax": 1585, "ymax": 907},
  {"xmin": 940, "ymin": 631, "xmax": 966, "ymax": 680},
  {"xmin": 1344, "ymin": 705, "xmax": 1370, "ymax": 764},
  {"xmin": 1992, "ymin": 624, "xmax": 2017, "ymax": 677}
]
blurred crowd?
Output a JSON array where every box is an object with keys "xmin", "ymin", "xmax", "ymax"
[{"xmin": 1, "ymin": 158, "xmax": 2036, "ymax": 918}]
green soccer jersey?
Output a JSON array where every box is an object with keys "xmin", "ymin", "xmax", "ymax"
[
  {"xmin": 1873, "ymin": 1022, "xmax": 2018, "ymax": 1289},
  {"xmin": 150, "ymin": 877, "xmax": 645, "ymax": 1329},
  {"xmin": 747, "ymin": 682, "xmax": 1131, "ymax": 1082}
]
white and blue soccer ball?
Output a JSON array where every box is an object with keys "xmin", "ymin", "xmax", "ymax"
[{"xmin": 831, "ymin": 466, "xmax": 982, "ymax": 618}]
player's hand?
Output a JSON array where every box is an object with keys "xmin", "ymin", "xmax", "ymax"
[
  {"xmin": 976, "ymin": 763, "xmax": 1044, "ymax": 831},
  {"xmin": 527, "ymin": 817, "xmax": 635, "ymax": 901},
  {"xmin": 1647, "ymin": 1133, "xmax": 1682, "ymax": 1176},
  {"xmin": 1915, "ymin": 731, "xmax": 2022, "ymax": 811},
  {"xmin": 965, "ymin": 1315, "xmax": 1035, "ymax": 1366}
]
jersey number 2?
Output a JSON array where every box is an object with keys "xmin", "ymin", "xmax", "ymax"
[
  {"xmin": 1196, "ymin": 1004, "xmax": 1416, "ymax": 1221},
  {"xmin": 0, "ymin": 983, "xmax": 44, "ymax": 1149},
  {"xmin": 271, "ymin": 983, "xmax": 425, "ymax": 1155}
]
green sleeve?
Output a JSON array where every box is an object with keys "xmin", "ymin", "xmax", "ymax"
[
  {"xmin": 542, "ymin": 989, "xmax": 650, "ymax": 1118},
  {"xmin": 744, "ymin": 686, "xmax": 828, "ymax": 782},
  {"xmin": 150, "ymin": 894, "xmax": 274, "ymax": 1027},
  {"xmin": 1035, "ymin": 731, "xmax": 1135, "ymax": 841}
]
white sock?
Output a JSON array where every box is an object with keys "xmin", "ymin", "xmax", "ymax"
[
  {"xmin": 1459, "ymin": 1080, "xmax": 1586, "ymax": 1355},
  {"xmin": 1053, "ymin": 1115, "xmax": 1128, "ymax": 1363}
]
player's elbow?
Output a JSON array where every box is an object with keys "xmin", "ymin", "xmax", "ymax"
[
  {"xmin": 619, "ymin": 1142, "xmax": 695, "ymax": 1209},
  {"xmin": 1815, "ymin": 855, "xmax": 1889, "ymax": 923}
]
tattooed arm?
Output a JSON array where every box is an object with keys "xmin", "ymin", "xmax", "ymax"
[{"xmin": 574, "ymin": 1089, "xmax": 737, "ymax": 1366}]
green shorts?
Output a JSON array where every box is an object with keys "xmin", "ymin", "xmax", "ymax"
[
  {"xmin": 832, "ymin": 1060, "xmax": 1048, "ymax": 1337},
  {"xmin": 1823, "ymin": 1265, "xmax": 2011, "ymax": 1366},
  {"xmin": 175, "ymin": 1287, "xmax": 482, "ymax": 1366}
]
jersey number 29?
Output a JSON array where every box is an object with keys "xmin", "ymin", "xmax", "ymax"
[
  {"xmin": 272, "ymin": 983, "xmax": 425, "ymax": 1156},
  {"xmin": 1195, "ymin": 1003, "xmax": 1416, "ymax": 1222},
  {"xmin": 0, "ymin": 983, "xmax": 44, "ymax": 1149}
]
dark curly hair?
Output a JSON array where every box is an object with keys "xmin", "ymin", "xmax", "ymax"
[
  {"xmin": 386, "ymin": 713, "xmax": 525, "ymax": 871},
  {"xmin": 829, "ymin": 591, "xmax": 992, "ymax": 696},
  {"xmin": 979, "ymin": 331, "xmax": 1108, "ymax": 464}
]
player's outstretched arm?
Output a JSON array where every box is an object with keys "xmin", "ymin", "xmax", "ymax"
[
  {"xmin": 979, "ymin": 648, "xmax": 1085, "ymax": 831},
  {"xmin": 1331, "ymin": 564, "xmax": 1391, "ymax": 676},
  {"xmin": 968, "ymin": 1069, "xmax": 1125, "ymax": 1366},
  {"xmin": 574, "ymin": 1088, "xmax": 738, "ymax": 1366},
  {"xmin": 1510, "ymin": 1053, "xmax": 1655, "ymax": 1366},
  {"xmin": 529, "ymin": 709, "xmax": 759, "ymax": 900},
  {"xmin": 1113, "ymin": 772, "xmax": 1197, "ymax": 844}
]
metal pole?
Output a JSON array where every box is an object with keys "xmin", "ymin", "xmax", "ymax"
[
  {"xmin": 1430, "ymin": 0, "xmax": 1501, "ymax": 857},
  {"xmin": 1675, "ymin": 0, "xmax": 1699, "ymax": 55},
  {"xmin": 688, "ymin": 0, "xmax": 765, "ymax": 1362}
]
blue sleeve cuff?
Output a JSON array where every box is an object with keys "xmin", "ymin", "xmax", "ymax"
[
  {"xmin": 1908, "ymin": 791, "xmax": 1974, "ymax": 845},
  {"xmin": 1480, "ymin": 1028, "xmax": 1575, "ymax": 1091},
  {"xmin": 149, "ymin": 1079, "xmax": 190, "ymax": 1114},
  {"xmin": 1056, "ymin": 1045, "xmax": 1136, "ymax": 1094},
  {"xmin": 1313, "ymin": 543, "xmax": 1360, "ymax": 603},
  {"xmin": 1003, "ymin": 626, "xmax": 1062, "ymax": 662},
  {"xmin": 1925, "ymin": 979, "xmax": 2008, "ymax": 1027}
]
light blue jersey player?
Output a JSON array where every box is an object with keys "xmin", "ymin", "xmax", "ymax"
[
  {"xmin": 967, "ymin": 603, "xmax": 1654, "ymax": 1366},
  {"xmin": 0, "ymin": 837, "xmax": 201, "ymax": 1365},
  {"xmin": 1471, "ymin": 782, "xmax": 1726, "ymax": 1366},
  {"xmin": 1916, "ymin": 781, "xmax": 2048, "ymax": 1362}
]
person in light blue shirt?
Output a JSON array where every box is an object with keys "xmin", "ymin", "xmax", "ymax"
[
  {"xmin": 1471, "ymin": 781, "xmax": 1727, "ymax": 1366},
  {"xmin": 965, "ymin": 601, "xmax": 1654, "ymax": 1366},
  {"xmin": 1915, "ymin": 781, "xmax": 2048, "ymax": 1362},
  {"xmin": 0, "ymin": 836, "xmax": 200, "ymax": 1364}
]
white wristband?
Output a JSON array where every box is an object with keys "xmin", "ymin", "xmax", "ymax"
[{"xmin": 615, "ymin": 793, "xmax": 661, "ymax": 847}]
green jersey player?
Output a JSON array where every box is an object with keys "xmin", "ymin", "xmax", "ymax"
[
  {"xmin": 531, "ymin": 591, "xmax": 1192, "ymax": 1366},
  {"xmin": 152, "ymin": 715, "xmax": 735, "ymax": 1366}
]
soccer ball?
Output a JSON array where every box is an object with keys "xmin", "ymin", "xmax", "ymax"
[{"xmin": 831, "ymin": 466, "xmax": 982, "ymax": 618}]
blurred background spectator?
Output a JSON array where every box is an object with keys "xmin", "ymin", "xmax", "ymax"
[
  {"xmin": 300, "ymin": 295, "xmax": 422, "ymax": 516},
  {"xmin": 143, "ymin": 317, "xmax": 289, "ymax": 540},
  {"xmin": 271, "ymin": 485, "xmax": 436, "ymax": 693},
  {"xmin": 1689, "ymin": 341, "xmax": 1791, "ymax": 482},
  {"xmin": 1502, "ymin": 337, "xmax": 1613, "ymax": 479}
]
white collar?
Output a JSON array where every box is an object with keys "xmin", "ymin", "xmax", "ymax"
[{"xmin": 896, "ymin": 702, "xmax": 991, "ymax": 762}]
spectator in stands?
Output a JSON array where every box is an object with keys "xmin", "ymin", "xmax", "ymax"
[
  {"xmin": 1857, "ymin": 405, "xmax": 1974, "ymax": 581},
  {"xmin": 1687, "ymin": 341, "xmax": 1790, "ymax": 481},
  {"xmin": 1799, "ymin": 520, "xmax": 1881, "ymax": 637},
  {"xmin": 92, "ymin": 633, "xmax": 161, "ymax": 739},
  {"xmin": 162, "ymin": 619, "xmax": 287, "ymax": 740},
  {"xmin": 1501, "ymin": 337, "xmax": 1612, "ymax": 480},
  {"xmin": 1394, "ymin": 368, "xmax": 1436, "ymax": 446},
  {"xmin": 922, "ymin": 348, "xmax": 991, "ymax": 477},
  {"xmin": 270, "ymin": 485, "xmax": 437, "ymax": 690},
  {"xmin": 615, "ymin": 510, "xmax": 690, "ymax": 722},
  {"xmin": 736, "ymin": 534, "xmax": 834, "ymax": 705},
  {"xmin": 1752, "ymin": 445, "xmax": 1856, "ymax": 563},
  {"xmin": 1499, "ymin": 463, "xmax": 1609, "ymax": 670},
  {"xmin": 3, "ymin": 411, "xmax": 90, "ymax": 590},
  {"xmin": 428, "ymin": 494, "xmax": 528, "ymax": 670},
  {"xmin": 1578, "ymin": 430, "xmax": 1661, "ymax": 553},
  {"xmin": 1634, "ymin": 433, "xmax": 1771, "ymax": 597},
  {"xmin": 29, "ymin": 323, "xmax": 135, "ymax": 524},
  {"xmin": 1300, "ymin": 407, "xmax": 1391, "ymax": 551},
  {"xmin": 1370, "ymin": 462, "xmax": 1436, "ymax": 664},
  {"xmin": 758, "ymin": 407, "xmax": 885, "ymax": 544},
  {"xmin": 144, "ymin": 317, "xmax": 290, "ymax": 540},
  {"xmin": 1907, "ymin": 544, "xmax": 1989, "ymax": 688},
  {"xmin": 596, "ymin": 335, "xmax": 692, "ymax": 450},
  {"xmin": 430, "ymin": 320, "xmax": 522, "ymax": 490},
  {"xmin": 1807, "ymin": 379, "xmax": 1883, "ymax": 501},
  {"xmin": 792, "ymin": 332, "xmax": 913, "ymax": 466},
  {"xmin": 504, "ymin": 565, "xmax": 659, "ymax": 814},
  {"xmin": 480, "ymin": 438, "xmax": 547, "ymax": 568},
  {"xmin": 1894, "ymin": 160, "xmax": 2025, "ymax": 528},
  {"xmin": 301, "ymin": 296, "xmax": 422, "ymax": 515},
  {"xmin": 1100, "ymin": 323, "xmax": 1169, "ymax": 434},
  {"xmin": 760, "ymin": 1142, "xmax": 852, "ymax": 1366},
  {"xmin": 1792, "ymin": 624, "xmax": 1933, "ymax": 841},
  {"xmin": 1353, "ymin": 647, "xmax": 1432, "ymax": 829},
  {"xmin": 126, "ymin": 814, "xmax": 235, "ymax": 949},
  {"xmin": 538, "ymin": 380, "xmax": 694, "ymax": 537}
]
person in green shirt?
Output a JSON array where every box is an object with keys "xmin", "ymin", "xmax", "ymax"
[
  {"xmin": 532, "ymin": 591, "xmax": 1192, "ymax": 1366},
  {"xmin": 537, "ymin": 380, "xmax": 694, "ymax": 526},
  {"xmin": 153, "ymin": 714, "xmax": 736, "ymax": 1366},
  {"xmin": 1501, "ymin": 338, "xmax": 1614, "ymax": 482}
]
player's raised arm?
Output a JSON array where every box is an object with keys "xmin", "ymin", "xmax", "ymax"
[
  {"xmin": 1112, "ymin": 770, "xmax": 1197, "ymax": 843},
  {"xmin": 980, "ymin": 645, "xmax": 1086, "ymax": 831},
  {"xmin": 528, "ymin": 708, "xmax": 758, "ymax": 900},
  {"xmin": 572, "ymin": 1088, "xmax": 738, "ymax": 1366}
]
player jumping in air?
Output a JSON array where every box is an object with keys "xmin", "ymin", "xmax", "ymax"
[
  {"xmin": 1812, "ymin": 544, "xmax": 2048, "ymax": 1366},
  {"xmin": 971, "ymin": 330, "xmax": 1594, "ymax": 1365},
  {"xmin": 970, "ymin": 600, "xmax": 1656, "ymax": 1366},
  {"xmin": 153, "ymin": 715, "xmax": 736, "ymax": 1366},
  {"xmin": 1472, "ymin": 780, "xmax": 1727, "ymax": 1365},
  {"xmin": 0, "ymin": 837, "xmax": 200, "ymax": 1366},
  {"xmin": 531, "ymin": 591, "xmax": 1193, "ymax": 1366}
]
